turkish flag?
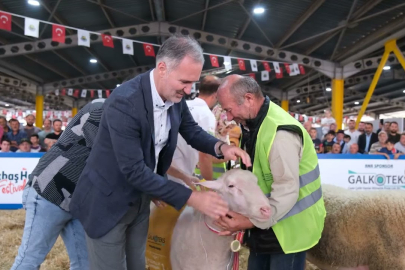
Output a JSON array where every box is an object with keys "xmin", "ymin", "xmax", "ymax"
[
  {"xmin": 210, "ymin": 55, "xmax": 219, "ymax": 67},
  {"xmin": 299, "ymin": 64, "xmax": 306, "ymax": 74},
  {"xmin": 102, "ymin": 34, "xmax": 114, "ymax": 48},
  {"xmin": 73, "ymin": 89, "xmax": 79, "ymax": 98},
  {"xmin": 248, "ymin": 73, "xmax": 256, "ymax": 80},
  {"xmin": 237, "ymin": 59, "xmax": 246, "ymax": 70},
  {"xmin": 105, "ymin": 90, "xmax": 110, "ymax": 98},
  {"xmin": 52, "ymin": 24, "xmax": 66, "ymax": 43},
  {"xmin": 2, "ymin": 109, "xmax": 7, "ymax": 115},
  {"xmin": 61, "ymin": 88, "xmax": 66, "ymax": 96},
  {"xmin": 284, "ymin": 63, "xmax": 291, "ymax": 74},
  {"xmin": 0, "ymin": 12, "xmax": 12, "ymax": 31},
  {"xmin": 263, "ymin": 62, "xmax": 271, "ymax": 71},
  {"xmin": 143, "ymin": 43, "xmax": 155, "ymax": 57},
  {"xmin": 90, "ymin": 90, "xmax": 94, "ymax": 98},
  {"xmin": 276, "ymin": 72, "xmax": 283, "ymax": 79}
]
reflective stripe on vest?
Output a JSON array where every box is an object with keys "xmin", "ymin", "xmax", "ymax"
[
  {"xmin": 280, "ymin": 186, "xmax": 322, "ymax": 221},
  {"xmin": 299, "ymin": 164, "xmax": 320, "ymax": 188},
  {"xmin": 213, "ymin": 166, "xmax": 226, "ymax": 173},
  {"xmin": 263, "ymin": 164, "xmax": 320, "ymax": 206}
]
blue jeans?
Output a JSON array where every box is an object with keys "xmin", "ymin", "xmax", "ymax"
[
  {"xmin": 11, "ymin": 186, "xmax": 89, "ymax": 270},
  {"xmin": 248, "ymin": 251, "xmax": 306, "ymax": 270}
]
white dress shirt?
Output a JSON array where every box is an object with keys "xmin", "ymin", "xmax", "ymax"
[
  {"xmin": 150, "ymin": 69, "xmax": 174, "ymax": 172},
  {"xmin": 168, "ymin": 97, "xmax": 216, "ymax": 185}
]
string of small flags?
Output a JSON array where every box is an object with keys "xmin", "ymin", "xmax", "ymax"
[
  {"xmin": 0, "ymin": 10, "xmax": 307, "ymax": 87},
  {"xmin": 2, "ymin": 108, "xmax": 72, "ymax": 120}
]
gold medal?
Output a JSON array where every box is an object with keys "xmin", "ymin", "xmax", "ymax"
[{"xmin": 230, "ymin": 239, "xmax": 241, "ymax": 252}]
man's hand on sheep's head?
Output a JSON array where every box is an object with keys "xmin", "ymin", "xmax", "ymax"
[
  {"xmin": 187, "ymin": 191, "xmax": 229, "ymax": 220},
  {"xmin": 221, "ymin": 144, "xmax": 252, "ymax": 168},
  {"xmin": 214, "ymin": 211, "xmax": 255, "ymax": 236}
]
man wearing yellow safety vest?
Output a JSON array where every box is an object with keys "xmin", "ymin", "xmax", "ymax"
[{"xmin": 214, "ymin": 75, "xmax": 326, "ymax": 270}]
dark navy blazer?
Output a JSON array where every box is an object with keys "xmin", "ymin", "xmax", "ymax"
[{"xmin": 70, "ymin": 70, "xmax": 219, "ymax": 238}]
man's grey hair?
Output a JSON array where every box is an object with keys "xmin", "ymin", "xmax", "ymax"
[
  {"xmin": 227, "ymin": 76, "xmax": 263, "ymax": 104},
  {"xmin": 156, "ymin": 35, "xmax": 204, "ymax": 70}
]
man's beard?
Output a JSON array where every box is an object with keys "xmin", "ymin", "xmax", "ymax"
[{"xmin": 26, "ymin": 123, "xmax": 34, "ymax": 127}]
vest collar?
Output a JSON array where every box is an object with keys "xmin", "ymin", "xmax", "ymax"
[{"xmin": 244, "ymin": 96, "xmax": 270, "ymax": 131}]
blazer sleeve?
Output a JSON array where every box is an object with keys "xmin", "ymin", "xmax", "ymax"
[
  {"xmin": 178, "ymin": 99, "xmax": 220, "ymax": 156},
  {"xmin": 105, "ymin": 95, "xmax": 192, "ymax": 210}
]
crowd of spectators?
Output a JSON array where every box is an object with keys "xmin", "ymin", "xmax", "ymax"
[
  {"xmin": 0, "ymin": 114, "xmax": 63, "ymax": 153},
  {"xmin": 304, "ymin": 111, "xmax": 405, "ymax": 159}
]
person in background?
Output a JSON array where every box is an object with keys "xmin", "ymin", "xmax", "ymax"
[
  {"xmin": 37, "ymin": 119, "xmax": 53, "ymax": 148},
  {"xmin": 376, "ymin": 119, "xmax": 383, "ymax": 134},
  {"xmin": 333, "ymin": 130, "xmax": 345, "ymax": 152},
  {"xmin": 310, "ymin": 128, "xmax": 323, "ymax": 154},
  {"xmin": 329, "ymin": 143, "xmax": 341, "ymax": 154},
  {"xmin": 45, "ymin": 119, "xmax": 63, "ymax": 149},
  {"xmin": 388, "ymin": 121, "xmax": 401, "ymax": 143},
  {"xmin": 349, "ymin": 143, "xmax": 361, "ymax": 154},
  {"xmin": 7, "ymin": 119, "xmax": 27, "ymax": 152},
  {"xmin": 323, "ymin": 130, "xmax": 335, "ymax": 153},
  {"xmin": 303, "ymin": 121, "xmax": 312, "ymax": 133},
  {"xmin": 345, "ymin": 119, "xmax": 361, "ymax": 145},
  {"xmin": 383, "ymin": 121, "xmax": 390, "ymax": 133},
  {"xmin": 0, "ymin": 115, "xmax": 10, "ymax": 134},
  {"xmin": 329, "ymin": 123, "xmax": 337, "ymax": 133},
  {"xmin": 369, "ymin": 131, "xmax": 388, "ymax": 154},
  {"xmin": 358, "ymin": 122, "xmax": 378, "ymax": 154},
  {"xmin": 0, "ymin": 124, "xmax": 3, "ymax": 143},
  {"xmin": 0, "ymin": 139, "xmax": 11, "ymax": 152},
  {"xmin": 168, "ymin": 75, "xmax": 220, "ymax": 187},
  {"xmin": 30, "ymin": 134, "xmax": 46, "ymax": 152},
  {"xmin": 358, "ymin": 122, "xmax": 365, "ymax": 134},
  {"xmin": 377, "ymin": 138, "xmax": 403, "ymax": 159},
  {"xmin": 321, "ymin": 109, "xmax": 336, "ymax": 136},
  {"xmin": 394, "ymin": 133, "xmax": 405, "ymax": 153},
  {"xmin": 16, "ymin": 138, "xmax": 32, "ymax": 153},
  {"xmin": 341, "ymin": 134, "xmax": 351, "ymax": 154},
  {"xmin": 23, "ymin": 114, "xmax": 42, "ymax": 137},
  {"xmin": 11, "ymin": 99, "xmax": 106, "ymax": 270}
]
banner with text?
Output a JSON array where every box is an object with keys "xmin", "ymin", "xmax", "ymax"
[
  {"xmin": 0, "ymin": 154, "xmax": 43, "ymax": 209},
  {"xmin": 318, "ymin": 155, "xmax": 405, "ymax": 190}
]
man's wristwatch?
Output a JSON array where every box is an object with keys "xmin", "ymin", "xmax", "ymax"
[{"xmin": 218, "ymin": 142, "xmax": 226, "ymax": 156}]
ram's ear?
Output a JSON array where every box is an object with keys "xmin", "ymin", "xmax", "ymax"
[{"xmin": 197, "ymin": 179, "xmax": 223, "ymax": 192}]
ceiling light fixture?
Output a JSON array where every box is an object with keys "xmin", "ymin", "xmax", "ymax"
[
  {"xmin": 5, "ymin": 104, "xmax": 9, "ymax": 107},
  {"xmin": 326, "ymin": 87, "xmax": 332, "ymax": 91},
  {"xmin": 354, "ymin": 101, "xmax": 359, "ymax": 105},
  {"xmin": 253, "ymin": 7, "xmax": 265, "ymax": 14},
  {"xmin": 297, "ymin": 100, "xmax": 300, "ymax": 103},
  {"xmin": 383, "ymin": 66, "xmax": 391, "ymax": 70},
  {"xmin": 116, "ymin": 84, "xmax": 121, "ymax": 87},
  {"xmin": 90, "ymin": 59, "xmax": 97, "ymax": 63},
  {"xmin": 28, "ymin": 0, "xmax": 40, "ymax": 6}
]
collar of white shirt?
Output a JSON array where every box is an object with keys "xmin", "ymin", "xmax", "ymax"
[{"xmin": 150, "ymin": 69, "xmax": 173, "ymax": 110}]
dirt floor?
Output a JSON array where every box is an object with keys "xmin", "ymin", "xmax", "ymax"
[{"xmin": 0, "ymin": 209, "xmax": 320, "ymax": 270}]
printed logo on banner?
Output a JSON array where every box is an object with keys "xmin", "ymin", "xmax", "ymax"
[
  {"xmin": 347, "ymin": 168, "xmax": 405, "ymax": 190},
  {"xmin": 0, "ymin": 168, "xmax": 30, "ymax": 195}
]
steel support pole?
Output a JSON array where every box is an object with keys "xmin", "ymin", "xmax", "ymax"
[
  {"xmin": 332, "ymin": 79, "xmax": 344, "ymax": 129},
  {"xmin": 355, "ymin": 40, "xmax": 393, "ymax": 128},
  {"xmin": 35, "ymin": 87, "xmax": 44, "ymax": 128},
  {"xmin": 281, "ymin": 100, "xmax": 289, "ymax": 112}
]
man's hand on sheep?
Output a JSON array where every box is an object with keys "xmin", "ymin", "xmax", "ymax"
[
  {"xmin": 187, "ymin": 191, "xmax": 229, "ymax": 220},
  {"xmin": 220, "ymin": 144, "xmax": 252, "ymax": 168},
  {"xmin": 214, "ymin": 211, "xmax": 255, "ymax": 236}
]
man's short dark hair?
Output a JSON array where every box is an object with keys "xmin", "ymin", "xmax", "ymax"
[
  {"xmin": 327, "ymin": 130, "xmax": 336, "ymax": 136},
  {"xmin": 344, "ymin": 134, "xmax": 351, "ymax": 139},
  {"xmin": 53, "ymin": 119, "xmax": 62, "ymax": 124},
  {"xmin": 2, "ymin": 138, "xmax": 11, "ymax": 144},
  {"xmin": 199, "ymin": 76, "xmax": 221, "ymax": 96},
  {"xmin": 9, "ymin": 118, "xmax": 19, "ymax": 124},
  {"xmin": 337, "ymin": 129, "xmax": 344, "ymax": 134},
  {"xmin": 385, "ymin": 138, "xmax": 396, "ymax": 144},
  {"xmin": 310, "ymin": 128, "xmax": 317, "ymax": 132},
  {"xmin": 390, "ymin": 121, "xmax": 398, "ymax": 126},
  {"xmin": 30, "ymin": 134, "xmax": 39, "ymax": 139},
  {"xmin": 366, "ymin": 122, "xmax": 373, "ymax": 127}
]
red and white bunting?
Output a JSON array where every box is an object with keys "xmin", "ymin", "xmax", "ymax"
[
  {"xmin": 102, "ymin": 34, "xmax": 114, "ymax": 48},
  {"xmin": 250, "ymin": 60, "xmax": 258, "ymax": 72},
  {"xmin": 0, "ymin": 11, "xmax": 12, "ymax": 31},
  {"xmin": 143, "ymin": 43, "xmax": 155, "ymax": 57},
  {"xmin": 263, "ymin": 62, "xmax": 271, "ymax": 72},
  {"xmin": 52, "ymin": 24, "xmax": 66, "ymax": 43},
  {"xmin": 78, "ymin": 29, "xmax": 90, "ymax": 47},
  {"xmin": 210, "ymin": 55, "xmax": 219, "ymax": 67},
  {"xmin": 248, "ymin": 73, "xmax": 256, "ymax": 80},
  {"xmin": 237, "ymin": 59, "xmax": 246, "ymax": 70}
]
